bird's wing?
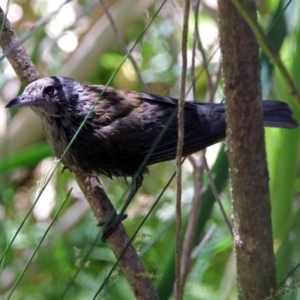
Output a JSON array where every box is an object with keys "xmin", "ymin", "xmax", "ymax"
[
  {"xmin": 85, "ymin": 87, "xmax": 226, "ymax": 174},
  {"xmin": 136, "ymin": 98, "xmax": 226, "ymax": 165},
  {"xmin": 103, "ymin": 91, "xmax": 226, "ymax": 165}
]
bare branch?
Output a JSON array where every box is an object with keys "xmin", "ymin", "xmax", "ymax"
[
  {"xmin": 73, "ymin": 173, "xmax": 159, "ymax": 300},
  {"xmin": 175, "ymin": 0, "xmax": 191, "ymax": 299},
  {"xmin": 180, "ymin": 152, "xmax": 205, "ymax": 287},
  {"xmin": 99, "ymin": 0, "xmax": 148, "ymax": 92},
  {"xmin": 231, "ymin": 0, "xmax": 300, "ymax": 106},
  {"xmin": 0, "ymin": 7, "xmax": 158, "ymax": 300},
  {"xmin": 191, "ymin": 224, "xmax": 216, "ymax": 259},
  {"xmin": 191, "ymin": 0, "xmax": 213, "ymax": 100},
  {"xmin": 203, "ymin": 157, "xmax": 232, "ymax": 235},
  {"xmin": 0, "ymin": 0, "xmax": 72, "ymax": 63},
  {"xmin": 0, "ymin": 9, "xmax": 39, "ymax": 84}
]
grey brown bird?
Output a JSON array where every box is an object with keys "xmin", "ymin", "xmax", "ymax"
[{"xmin": 6, "ymin": 76, "xmax": 299, "ymax": 239}]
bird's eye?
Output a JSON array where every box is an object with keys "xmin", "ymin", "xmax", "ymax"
[{"xmin": 44, "ymin": 86, "xmax": 55, "ymax": 96}]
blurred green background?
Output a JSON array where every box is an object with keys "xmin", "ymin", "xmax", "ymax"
[{"xmin": 0, "ymin": 0, "xmax": 300, "ymax": 299}]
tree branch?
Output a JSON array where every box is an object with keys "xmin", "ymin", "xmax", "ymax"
[
  {"xmin": 176, "ymin": 0, "xmax": 191, "ymax": 298},
  {"xmin": 0, "ymin": 7, "xmax": 158, "ymax": 300}
]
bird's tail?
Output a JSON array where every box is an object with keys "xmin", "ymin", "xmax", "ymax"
[{"xmin": 262, "ymin": 100, "xmax": 298, "ymax": 129}]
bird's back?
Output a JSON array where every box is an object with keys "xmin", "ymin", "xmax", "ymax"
[
  {"xmin": 5, "ymin": 76, "xmax": 297, "ymax": 179},
  {"xmin": 58, "ymin": 89, "xmax": 228, "ymax": 178}
]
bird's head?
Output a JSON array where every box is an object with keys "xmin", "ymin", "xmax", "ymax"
[{"xmin": 6, "ymin": 76, "xmax": 84, "ymax": 117}]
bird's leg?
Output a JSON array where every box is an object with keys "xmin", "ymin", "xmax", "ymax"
[{"xmin": 100, "ymin": 175, "xmax": 143, "ymax": 241}]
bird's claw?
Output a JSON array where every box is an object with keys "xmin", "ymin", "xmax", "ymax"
[
  {"xmin": 98, "ymin": 213, "xmax": 128, "ymax": 241},
  {"xmin": 61, "ymin": 166, "xmax": 71, "ymax": 173}
]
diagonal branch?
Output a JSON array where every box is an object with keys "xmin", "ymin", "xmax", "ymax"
[
  {"xmin": 99, "ymin": 0, "xmax": 148, "ymax": 92},
  {"xmin": 0, "ymin": 7, "xmax": 158, "ymax": 300},
  {"xmin": 231, "ymin": 0, "xmax": 300, "ymax": 106}
]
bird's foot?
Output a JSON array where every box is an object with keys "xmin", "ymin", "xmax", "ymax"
[
  {"xmin": 98, "ymin": 213, "xmax": 128, "ymax": 241},
  {"xmin": 61, "ymin": 165, "xmax": 71, "ymax": 173}
]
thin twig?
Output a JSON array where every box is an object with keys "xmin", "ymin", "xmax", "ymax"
[
  {"xmin": 275, "ymin": 261, "xmax": 300, "ymax": 294},
  {"xmin": 208, "ymin": 59, "xmax": 222, "ymax": 103},
  {"xmin": 99, "ymin": 0, "xmax": 148, "ymax": 92},
  {"xmin": 186, "ymin": 45, "xmax": 220, "ymax": 97},
  {"xmin": 231, "ymin": 0, "xmax": 300, "ymax": 106},
  {"xmin": 180, "ymin": 152, "xmax": 206, "ymax": 287},
  {"xmin": 203, "ymin": 156, "xmax": 232, "ymax": 235},
  {"xmin": 191, "ymin": 224, "xmax": 216, "ymax": 259},
  {"xmin": 191, "ymin": 0, "xmax": 201, "ymax": 100},
  {"xmin": 0, "ymin": 0, "xmax": 73, "ymax": 62},
  {"xmin": 7, "ymin": 189, "xmax": 72, "ymax": 299},
  {"xmin": 176, "ymin": 0, "xmax": 191, "ymax": 299},
  {"xmin": 191, "ymin": 0, "xmax": 214, "ymax": 100},
  {"xmin": 179, "ymin": 1, "xmax": 204, "ymax": 288},
  {"xmin": 180, "ymin": 53, "xmax": 222, "ymax": 289}
]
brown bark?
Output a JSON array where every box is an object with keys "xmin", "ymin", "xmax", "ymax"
[
  {"xmin": 217, "ymin": 0, "xmax": 277, "ymax": 299},
  {"xmin": 0, "ymin": 7, "xmax": 158, "ymax": 300}
]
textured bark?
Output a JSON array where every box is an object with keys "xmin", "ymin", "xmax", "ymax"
[
  {"xmin": 0, "ymin": 7, "xmax": 158, "ymax": 300},
  {"xmin": 217, "ymin": 0, "xmax": 277, "ymax": 299},
  {"xmin": 74, "ymin": 173, "xmax": 159, "ymax": 300}
]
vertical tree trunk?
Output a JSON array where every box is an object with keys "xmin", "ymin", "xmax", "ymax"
[{"xmin": 217, "ymin": 0, "xmax": 277, "ymax": 299}]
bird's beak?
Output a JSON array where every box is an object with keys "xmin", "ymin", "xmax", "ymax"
[{"xmin": 5, "ymin": 95, "xmax": 34, "ymax": 108}]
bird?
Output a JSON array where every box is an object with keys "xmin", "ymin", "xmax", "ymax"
[{"xmin": 6, "ymin": 76, "xmax": 299, "ymax": 239}]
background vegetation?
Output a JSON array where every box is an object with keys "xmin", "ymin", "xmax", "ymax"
[{"xmin": 0, "ymin": 0, "xmax": 300, "ymax": 299}]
